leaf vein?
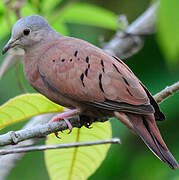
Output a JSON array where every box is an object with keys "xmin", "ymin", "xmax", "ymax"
[{"xmin": 68, "ymin": 129, "xmax": 80, "ymax": 180}]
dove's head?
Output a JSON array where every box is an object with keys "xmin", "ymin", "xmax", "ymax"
[{"xmin": 2, "ymin": 15, "xmax": 58, "ymax": 54}]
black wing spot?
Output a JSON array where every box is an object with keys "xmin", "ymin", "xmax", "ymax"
[
  {"xmin": 52, "ymin": 59, "xmax": 55, "ymax": 62},
  {"xmin": 100, "ymin": 59, "xmax": 104, "ymax": 66},
  {"xmin": 100, "ymin": 60, "xmax": 105, "ymax": 72},
  {"xmin": 70, "ymin": 59, "xmax": 72, "ymax": 62},
  {"xmin": 74, "ymin": 50, "xmax": 78, "ymax": 57},
  {"xmin": 86, "ymin": 56, "xmax": 89, "ymax": 63},
  {"xmin": 99, "ymin": 73, "xmax": 104, "ymax": 93},
  {"xmin": 122, "ymin": 77, "xmax": 130, "ymax": 86},
  {"xmin": 80, "ymin": 73, "xmax": 85, "ymax": 87},
  {"xmin": 113, "ymin": 64, "xmax": 122, "ymax": 74},
  {"xmin": 85, "ymin": 68, "xmax": 88, "ymax": 77},
  {"xmin": 88, "ymin": 64, "xmax": 90, "ymax": 69},
  {"xmin": 61, "ymin": 59, "xmax": 65, "ymax": 62},
  {"xmin": 126, "ymin": 88, "xmax": 133, "ymax": 96}
]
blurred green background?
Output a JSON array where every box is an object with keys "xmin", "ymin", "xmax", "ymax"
[{"xmin": 0, "ymin": 0, "xmax": 179, "ymax": 179}]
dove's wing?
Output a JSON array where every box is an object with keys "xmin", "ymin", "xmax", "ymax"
[{"xmin": 38, "ymin": 36, "xmax": 155, "ymax": 115}]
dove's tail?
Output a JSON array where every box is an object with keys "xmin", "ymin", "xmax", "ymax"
[{"xmin": 118, "ymin": 113, "xmax": 179, "ymax": 169}]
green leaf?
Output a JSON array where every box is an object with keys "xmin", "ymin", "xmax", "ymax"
[
  {"xmin": 0, "ymin": 17, "xmax": 9, "ymax": 37},
  {"xmin": 21, "ymin": 2, "xmax": 38, "ymax": 16},
  {"xmin": 0, "ymin": 12, "xmax": 17, "ymax": 37},
  {"xmin": 45, "ymin": 121, "xmax": 111, "ymax": 180},
  {"xmin": 59, "ymin": 3, "xmax": 118, "ymax": 30},
  {"xmin": 0, "ymin": 93, "xmax": 64, "ymax": 129},
  {"xmin": 157, "ymin": 0, "xmax": 179, "ymax": 62},
  {"xmin": 173, "ymin": 177, "xmax": 179, "ymax": 180},
  {"xmin": 0, "ymin": 1, "xmax": 5, "ymax": 17},
  {"xmin": 41, "ymin": 0, "xmax": 63, "ymax": 13},
  {"xmin": 30, "ymin": 0, "xmax": 40, "ymax": 9}
]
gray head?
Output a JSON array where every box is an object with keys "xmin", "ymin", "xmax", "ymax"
[{"xmin": 2, "ymin": 15, "xmax": 58, "ymax": 54}]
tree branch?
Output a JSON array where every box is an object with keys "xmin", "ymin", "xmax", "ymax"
[
  {"xmin": 154, "ymin": 81, "xmax": 179, "ymax": 103},
  {"xmin": 0, "ymin": 138, "xmax": 120, "ymax": 155},
  {"xmin": 0, "ymin": 115, "xmax": 92, "ymax": 146},
  {"xmin": 0, "ymin": 80, "xmax": 179, "ymax": 148},
  {"xmin": 103, "ymin": 2, "xmax": 159, "ymax": 59},
  {"xmin": 0, "ymin": 114, "xmax": 54, "ymax": 180}
]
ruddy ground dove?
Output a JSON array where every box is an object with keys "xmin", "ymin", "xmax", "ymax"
[{"xmin": 2, "ymin": 15, "xmax": 179, "ymax": 169}]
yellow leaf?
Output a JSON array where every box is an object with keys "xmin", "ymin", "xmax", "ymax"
[
  {"xmin": 0, "ymin": 93, "xmax": 64, "ymax": 129},
  {"xmin": 45, "ymin": 121, "xmax": 111, "ymax": 180}
]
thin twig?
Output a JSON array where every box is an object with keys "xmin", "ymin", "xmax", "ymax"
[
  {"xmin": 4, "ymin": 0, "xmax": 12, "ymax": 28},
  {"xmin": 154, "ymin": 81, "xmax": 179, "ymax": 103},
  {"xmin": 14, "ymin": 61, "xmax": 27, "ymax": 93},
  {"xmin": 0, "ymin": 51, "xmax": 15, "ymax": 79},
  {"xmin": 0, "ymin": 138, "xmax": 120, "ymax": 155},
  {"xmin": 0, "ymin": 49, "xmax": 24, "ymax": 79},
  {"xmin": 13, "ymin": 0, "xmax": 27, "ymax": 19}
]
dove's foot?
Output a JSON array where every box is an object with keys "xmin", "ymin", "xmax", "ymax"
[{"xmin": 50, "ymin": 109, "xmax": 80, "ymax": 138}]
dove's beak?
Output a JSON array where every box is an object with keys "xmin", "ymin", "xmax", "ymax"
[{"xmin": 2, "ymin": 38, "xmax": 17, "ymax": 55}]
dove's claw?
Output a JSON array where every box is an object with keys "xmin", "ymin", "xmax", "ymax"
[
  {"xmin": 49, "ymin": 109, "xmax": 80, "ymax": 137},
  {"xmin": 64, "ymin": 118, "xmax": 73, "ymax": 134}
]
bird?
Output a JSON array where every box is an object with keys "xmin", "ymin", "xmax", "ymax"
[{"xmin": 2, "ymin": 15, "xmax": 178, "ymax": 169}]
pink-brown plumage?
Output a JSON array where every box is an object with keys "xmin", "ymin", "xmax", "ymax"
[
  {"xmin": 3, "ymin": 15, "xmax": 178, "ymax": 169},
  {"xmin": 37, "ymin": 37, "xmax": 149, "ymax": 105}
]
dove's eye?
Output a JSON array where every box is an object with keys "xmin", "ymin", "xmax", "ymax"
[{"xmin": 23, "ymin": 29, "xmax": 30, "ymax": 36}]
